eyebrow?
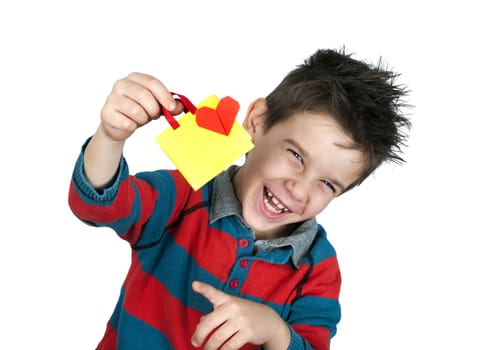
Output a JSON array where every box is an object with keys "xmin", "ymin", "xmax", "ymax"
[{"xmin": 285, "ymin": 138, "xmax": 347, "ymax": 193}]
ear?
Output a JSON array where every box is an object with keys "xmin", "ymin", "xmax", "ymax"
[{"xmin": 243, "ymin": 98, "xmax": 268, "ymax": 140}]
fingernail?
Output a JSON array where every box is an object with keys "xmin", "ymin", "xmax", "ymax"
[{"xmin": 191, "ymin": 338, "xmax": 199, "ymax": 347}]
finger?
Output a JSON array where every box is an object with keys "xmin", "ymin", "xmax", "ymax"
[
  {"xmin": 101, "ymin": 96, "xmax": 141, "ymax": 140},
  {"xmin": 220, "ymin": 331, "xmax": 248, "ymax": 350},
  {"xmin": 170, "ymin": 98, "xmax": 187, "ymax": 116},
  {"xmin": 110, "ymin": 77, "xmax": 162, "ymax": 120},
  {"xmin": 125, "ymin": 72, "xmax": 177, "ymax": 112},
  {"xmin": 103, "ymin": 107, "xmax": 138, "ymax": 133},
  {"xmin": 191, "ymin": 304, "xmax": 232, "ymax": 347},
  {"xmin": 202, "ymin": 321, "xmax": 240, "ymax": 350},
  {"xmin": 192, "ymin": 281, "xmax": 229, "ymax": 308},
  {"xmin": 110, "ymin": 93, "xmax": 153, "ymax": 125},
  {"xmin": 101, "ymin": 110, "xmax": 138, "ymax": 142}
]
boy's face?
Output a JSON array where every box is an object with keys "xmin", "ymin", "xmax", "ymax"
[{"xmin": 233, "ymin": 99, "xmax": 366, "ymax": 240}]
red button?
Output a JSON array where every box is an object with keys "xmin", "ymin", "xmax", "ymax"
[
  {"xmin": 240, "ymin": 259, "xmax": 249, "ymax": 268},
  {"xmin": 239, "ymin": 239, "xmax": 249, "ymax": 248},
  {"xmin": 230, "ymin": 279, "xmax": 239, "ymax": 289}
]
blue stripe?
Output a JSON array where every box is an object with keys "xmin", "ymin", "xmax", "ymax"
[
  {"xmin": 307, "ymin": 227, "xmax": 338, "ymax": 264},
  {"xmin": 289, "ymin": 295, "xmax": 340, "ymax": 338},
  {"xmin": 71, "ymin": 143, "xmax": 129, "ymax": 205},
  {"xmin": 135, "ymin": 231, "xmax": 223, "ymax": 314},
  {"xmin": 132, "ymin": 170, "xmax": 179, "ymax": 246},
  {"xmin": 201, "ymin": 178, "xmax": 214, "ymax": 204},
  {"xmin": 87, "ymin": 170, "xmax": 177, "ymax": 243},
  {"xmin": 209, "ymin": 216, "xmax": 248, "ymax": 241},
  {"xmin": 107, "ymin": 287, "xmax": 124, "ymax": 333},
  {"xmin": 116, "ymin": 310, "xmax": 175, "ymax": 350}
]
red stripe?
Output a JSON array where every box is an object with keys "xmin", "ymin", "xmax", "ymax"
[
  {"xmin": 242, "ymin": 261, "xmax": 309, "ymax": 304},
  {"xmin": 302, "ymin": 256, "xmax": 341, "ymax": 299},
  {"xmin": 96, "ymin": 322, "xmax": 117, "ymax": 349},
  {"xmin": 68, "ymin": 176, "xmax": 158, "ymax": 244},
  {"xmin": 167, "ymin": 171, "xmax": 238, "ymax": 283},
  {"xmin": 68, "ymin": 176, "xmax": 158, "ymax": 223},
  {"xmin": 122, "ymin": 253, "xmax": 259, "ymax": 349},
  {"xmin": 68, "ymin": 180, "xmax": 133, "ymax": 223},
  {"xmin": 120, "ymin": 177, "xmax": 158, "ymax": 244},
  {"xmin": 171, "ymin": 210, "xmax": 238, "ymax": 283},
  {"xmin": 123, "ymin": 252, "xmax": 202, "ymax": 349}
]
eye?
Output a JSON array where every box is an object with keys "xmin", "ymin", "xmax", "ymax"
[
  {"xmin": 321, "ymin": 179, "xmax": 336, "ymax": 194},
  {"xmin": 288, "ymin": 149, "xmax": 303, "ymax": 163}
]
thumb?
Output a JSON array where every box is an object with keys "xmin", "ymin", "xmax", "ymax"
[{"xmin": 192, "ymin": 281, "xmax": 228, "ymax": 307}]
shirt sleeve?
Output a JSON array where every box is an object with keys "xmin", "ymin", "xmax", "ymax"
[
  {"xmin": 286, "ymin": 249, "xmax": 342, "ymax": 349},
  {"xmin": 68, "ymin": 138, "xmax": 180, "ymax": 246}
]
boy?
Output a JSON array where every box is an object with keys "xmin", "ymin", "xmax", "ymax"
[{"xmin": 68, "ymin": 48, "xmax": 410, "ymax": 349}]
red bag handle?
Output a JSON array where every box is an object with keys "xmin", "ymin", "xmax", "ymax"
[{"xmin": 161, "ymin": 92, "xmax": 197, "ymax": 130}]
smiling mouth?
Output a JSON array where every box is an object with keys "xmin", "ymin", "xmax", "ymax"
[{"xmin": 263, "ymin": 187, "xmax": 289, "ymax": 214}]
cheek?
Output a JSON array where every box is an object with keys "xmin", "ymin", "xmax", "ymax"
[
  {"xmin": 248, "ymin": 148, "xmax": 291, "ymax": 174},
  {"xmin": 308, "ymin": 194, "xmax": 333, "ymax": 215}
]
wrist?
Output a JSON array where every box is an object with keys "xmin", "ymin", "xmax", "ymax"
[
  {"xmin": 83, "ymin": 126, "xmax": 125, "ymax": 189},
  {"xmin": 98, "ymin": 123, "xmax": 128, "ymax": 145},
  {"xmin": 264, "ymin": 317, "xmax": 291, "ymax": 350}
]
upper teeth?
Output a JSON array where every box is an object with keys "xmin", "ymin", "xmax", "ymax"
[{"xmin": 264, "ymin": 188, "xmax": 288, "ymax": 213}]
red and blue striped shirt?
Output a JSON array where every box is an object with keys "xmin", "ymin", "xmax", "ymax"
[{"xmin": 68, "ymin": 141, "xmax": 341, "ymax": 349}]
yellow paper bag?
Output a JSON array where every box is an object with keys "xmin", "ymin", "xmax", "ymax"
[{"xmin": 156, "ymin": 94, "xmax": 254, "ymax": 190}]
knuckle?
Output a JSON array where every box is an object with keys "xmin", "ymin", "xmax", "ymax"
[
  {"xmin": 112, "ymin": 78, "xmax": 126, "ymax": 92},
  {"xmin": 231, "ymin": 302, "xmax": 243, "ymax": 314},
  {"xmin": 138, "ymin": 88, "xmax": 152, "ymax": 102},
  {"xmin": 126, "ymin": 72, "xmax": 141, "ymax": 79},
  {"xmin": 144, "ymin": 74, "xmax": 159, "ymax": 89}
]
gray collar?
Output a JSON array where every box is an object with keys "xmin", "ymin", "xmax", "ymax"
[
  {"xmin": 253, "ymin": 218, "xmax": 318, "ymax": 268},
  {"xmin": 210, "ymin": 166, "xmax": 318, "ymax": 268},
  {"xmin": 209, "ymin": 165, "xmax": 244, "ymax": 224}
]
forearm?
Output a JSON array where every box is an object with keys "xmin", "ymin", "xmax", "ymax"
[{"xmin": 84, "ymin": 124, "xmax": 125, "ymax": 189}]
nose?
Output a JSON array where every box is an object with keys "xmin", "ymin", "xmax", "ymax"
[{"xmin": 286, "ymin": 178, "xmax": 310, "ymax": 203}]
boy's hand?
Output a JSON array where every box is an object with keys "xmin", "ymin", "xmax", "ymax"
[
  {"xmin": 100, "ymin": 72, "xmax": 184, "ymax": 142},
  {"xmin": 83, "ymin": 73, "xmax": 185, "ymax": 189},
  {"xmin": 191, "ymin": 281, "xmax": 290, "ymax": 350}
]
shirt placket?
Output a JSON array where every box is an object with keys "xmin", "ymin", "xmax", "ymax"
[{"xmin": 225, "ymin": 236, "xmax": 253, "ymax": 295}]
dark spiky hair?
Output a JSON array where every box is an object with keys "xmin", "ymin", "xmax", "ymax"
[{"xmin": 264, "ymin": 47, "xmax": 412, "ymax": 192}]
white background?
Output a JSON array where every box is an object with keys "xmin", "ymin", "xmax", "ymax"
[{"xmin": 1, "ymin": 1, "xmax": 481, "ymax": 349}]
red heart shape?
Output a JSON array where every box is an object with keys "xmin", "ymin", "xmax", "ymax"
[{"xmin": 196, "ymin": 96, "xmax": 240, "ymax": 135}]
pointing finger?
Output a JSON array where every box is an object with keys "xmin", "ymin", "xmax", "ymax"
[{"xmin": 192, "ymin": 281, "xmax": 229, "ymax": 308}]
